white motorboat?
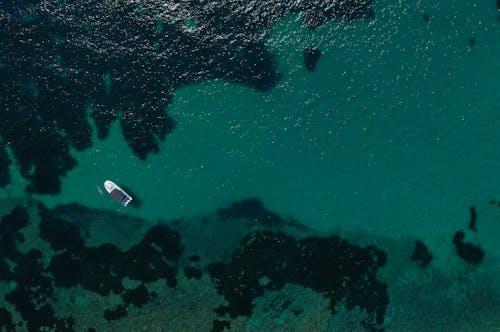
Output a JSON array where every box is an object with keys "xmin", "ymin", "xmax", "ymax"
[{"xmin": 104, "ymin": 180, "xmax": 133, "ymax": 206}]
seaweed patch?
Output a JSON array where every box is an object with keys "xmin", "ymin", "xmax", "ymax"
[
  {"xmin": 452, "ymin": 231, "xmax": 484, "ymax": 265},
  {"xmin": 410, "ymin": 240, "xmax": 433, "ymax": 268},
  {"xmin": 0, "ymin": 203, "xmax": 184, "ymax": 327},
  {"xmin": 215, "ymin": 197, "xmax": 284, "ymax": 225},
  {"xmin": 207, "ymin": 230, "xmax": 388, "ymax": 330},
  {"xmin": 468, "ymin": 206, "xmax": 477, "ymax": 232},
  {"xmin": 0, "ymin": 199, "xmax": 498, "ymax": 330},
  {"xmin": 0, "ymin": 0, "xmax": 374, "ymax": 193}
]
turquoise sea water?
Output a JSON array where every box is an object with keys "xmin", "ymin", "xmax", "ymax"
[
  {"xmin": 23, "ymin": 0, "xmax": 500, "ymax": 254},
  {"xmin": 1, "ymin": 0, "xmax": 500, "ymax": 330}
]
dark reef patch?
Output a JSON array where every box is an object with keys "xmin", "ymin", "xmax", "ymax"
[
  {"xmin": 104, "ymin": 305, "xmax": 128, "ymax": 321},
  {"xmin": 125, "ymin": 224, "xmax": 182, "ymax": 286},
  {"xmin": 28, "ymin": 203, "xmax": 183, "ymax": 322},
  {"xmin": 121, "ymin": 284, "xmax": 151, "ymax": 308},
  {"xmin": 2, "ymin": 199, "xmax": 498, "ymax": 329},
  {"xmin": 215, "ymin": 198, "xmax": 283, "ymax": 225},
  {"xmin": 78, "ymin": 244, "xmax": 126, "ymax": 296},
  {"xmin": 170, "ymin": 199, "xmax": 312, "ymax": 267},
  {"xmin": 0, "ymin": 206, "xmax": 30, "ymax": 262},
  {"xmin": 468, "ymin": 206, "xmax": 477, "ymax": 232},
  {"xmin": 5, "ymin": 249, "xmax": 75, "ymax": 331},
  {"xmin": 212, "ymin": 319, "xmax": 231, "ymax": 332},
  {"xmin": 0, "ymin": 146, "xmax": 11, "ymax": 187},
  {"xmin": 43, "ymin": 224, "xmax": 183, "ymax": 297},
  {"xmin": 0, "ymin": 207, "xmax": 73, "ymax": 331},
  {"xmin": 0, "ymin": 307, "xmax": 15, "ymax": 332},
  {"xmin": 184, "ymin": 266, "xmax": 203, "ymax": 280},
  {"xmin": 422, "ymin": 13, "xmax": 430, "ymax": 22},
  {"xmin": 50, "ymin": 202, "xmax": 145, "ymax": 249},
  {"xmin": 48, "ymin": 251, "xmax": 81, "ymax": 288},
  {"xmin": 452, "ymin": 231, "xmax": 484, "ymax": 265},
  {"xmin": 0, "ymin": 258, "xmax": 11, "ymax": 281},
  {"xmin": 207, "ymin": 231, "xmax": 388, "ymax": 330},
  {"xmin": 38, "ymin": 204, "xmax": 85, "ymax": 253},
  {"xmin": 410, "ymin": 240, "xmax": 432, "ymax": 268},
  {"xmin": 0, "ymin": 0, "xmax": 374, "ymax": 193},
  {"xmin": 188, "ymin": 254, "xmax": 201, "ymax": 262},
  {"xmin": 304, "ymin": 46, "xmax": 322, "ymax": 71}
]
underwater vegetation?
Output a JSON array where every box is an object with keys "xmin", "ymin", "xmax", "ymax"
[
  {"xmin": 0, "ymin": 198, "xmax": 494, "ymax": 331},
  {"xmin": 0, "ymin": 0, "xmax": 373, "ymax": 194}
]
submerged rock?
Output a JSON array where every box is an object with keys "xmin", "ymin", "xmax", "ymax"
[
  {"xmin": 304, "ymin": 47, "xmax": 322, "ymax": 71},
  {"xmin": 0, "ymin": 206, "xmax": 30, "ymax": 262},
  {"xmin": 212, "ymin": 319, "xmax": 230, "ymax": 332},
  {"xmin": 207, "ymin": 231, "xmax": 388, "ymax": 329},
  {"xmin": 50, "ymin": 202, "xmax": 145, "ymax": 250},
  {"xmin": 468, "ymin": 206, "xmax": 477, "ymax": 232},
  {"xmin": 79, "ymin": 244, "xmax": 126, "ymax": 296},
  {"xmin": 452, "ymin": 231, "xmax": 484, "ymax": 265},
  {"xmin": 125, "ymin": 224, "xmax": 182, "ymax": 286},
  {"xmin": 188, "ymin": 254, "xmax": 201, "ymax": 262},
  {"xmin": 5, "ymin": 249, "xmax": 75, "ymax": 331},
  {"xmin": 103, "ymin": 305, "xmax": 127, "ymax": 321},
  {"xmin": 121, "ymin": 284, "xmax": 151, "ymax": 308},
  {"xmin": 48, "ymin": 251, "xmax": 81, "ymax": 288},
  {"xmin": 215, "ymin": 198, "xmax": 283, "ymax": 225},
  {"xmin": 184, "ymin": 267, "xmax": 203, "ymax": 280},
  {"xmin": 0, "ymin": 307, "xmax": 15, "ymax": 332},
  {"xmin": 410, "ymin": 240, "xmax": 433, "ymax": 268},
  {"xmin": 0, "ymin": 148, "xmax": 10, "ymax": 187},
  {"xmin": 38, "ymin": 204, "xmax": 85, "ymax": 253}
]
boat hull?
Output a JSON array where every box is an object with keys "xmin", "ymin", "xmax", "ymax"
[{"xmin": 104, "ymin": 180, "xmax": 133, "ymax": 206}]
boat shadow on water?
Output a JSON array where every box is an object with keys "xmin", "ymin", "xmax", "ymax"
[{"xmin": 118, "ymin": 185, "xmax": 142, "ymax": 208}]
